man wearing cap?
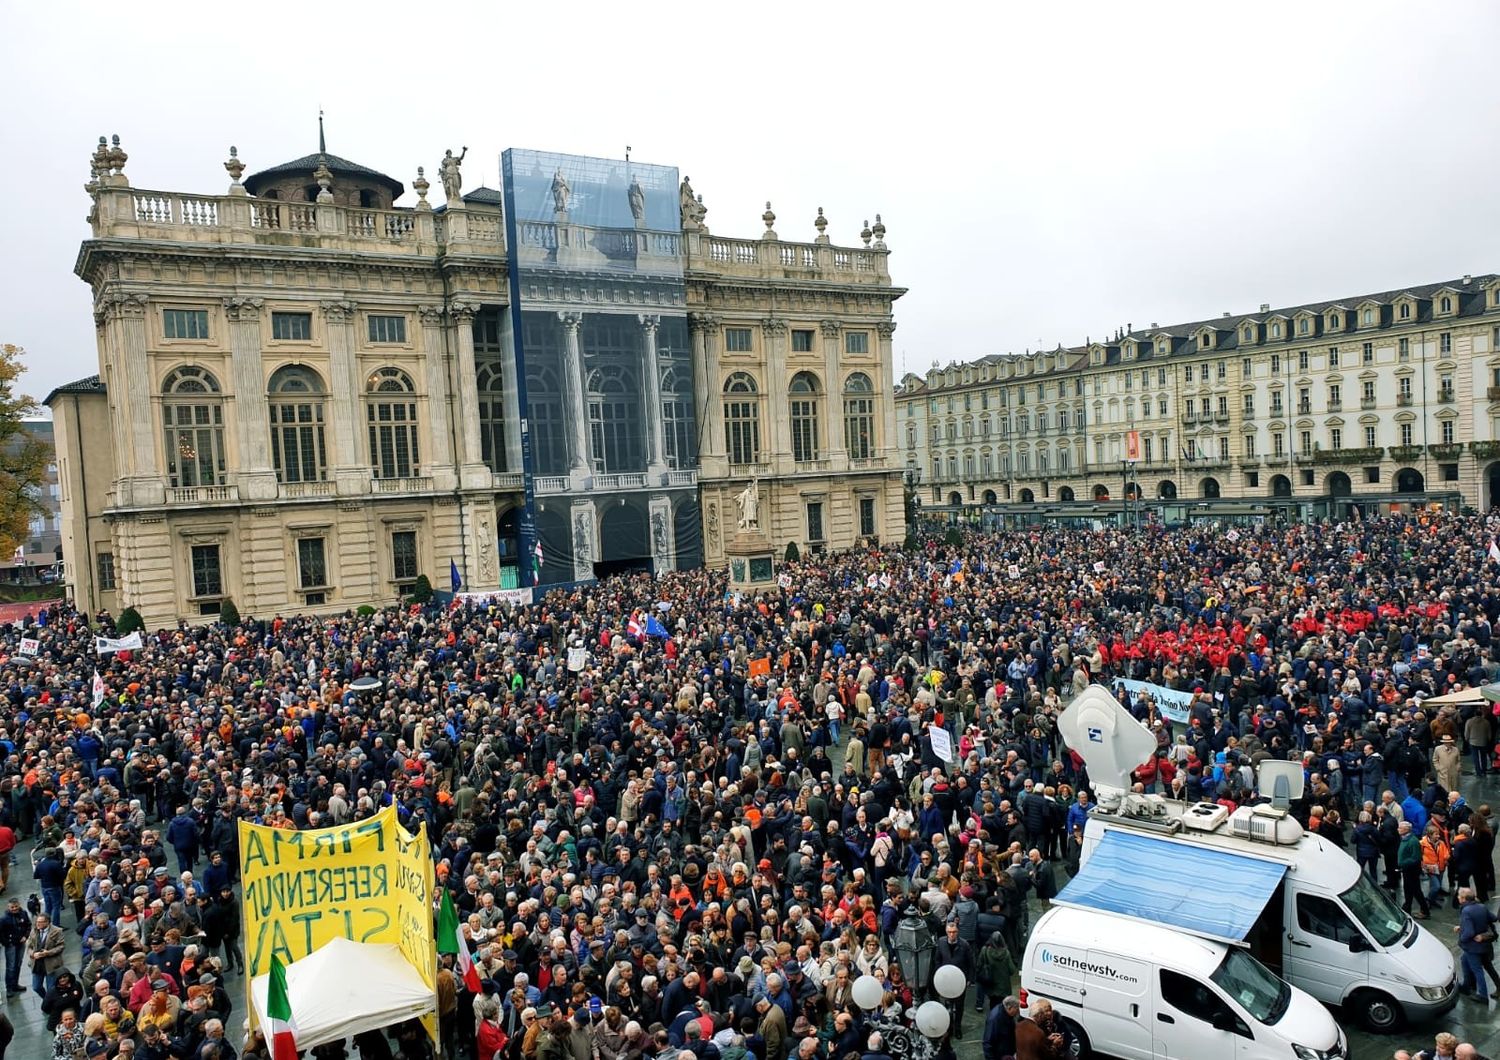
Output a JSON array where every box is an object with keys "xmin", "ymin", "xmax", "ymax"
[{"xmin": 535, "ymin": 1003, "xmax": 569, "ymax": 1060}]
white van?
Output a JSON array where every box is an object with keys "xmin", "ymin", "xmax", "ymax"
[
  {"xmin": 1023, "ymin": 906, "xmax": 1348, "ymax": 1060},
  {"xmin": 1057, "ymin": 687, "xmax": 1456, "ymax": 1032}
]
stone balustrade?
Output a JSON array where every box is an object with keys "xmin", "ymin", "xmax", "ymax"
[{"xmin": 691, "ymin": 234, "xmax": 888, "ymax": 285}]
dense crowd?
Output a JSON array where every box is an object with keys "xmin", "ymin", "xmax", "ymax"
[{"xmin": 1, "ymin": 511, "xmax": 1500, "ymax": 1060}]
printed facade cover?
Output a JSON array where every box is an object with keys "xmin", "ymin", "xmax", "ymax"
[{"xmin": 1056, "ymin": 829, "xmax": 1287, "ymax": 942}]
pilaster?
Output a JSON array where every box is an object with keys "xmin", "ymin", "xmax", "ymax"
[
  {"xmin": 690, "ymin": 313, "xmax": 724, "ymax": 477},
  {"xmin": 224, "ymin": 298, "xmax": 278, "ymax": 501},
  {"xmin": 558, "ymin": 312, "xmax": 593, "ymax": 487},
  {"xmin": 449, "ymin": 301, "xmax": 490, "ymax": 489},
  {"xmin": 875, "ymin": 319, "xmax": 899, "ymax": 464},
  {"xmin": 648, "ymin": 493, "xmax": 675, "ymax": 573},
  {"xmin": 820, "ymin": 319, "xmax": 847, "ymax": 468},
  {"xmin": 569, "ymin": 497, "xmax": 598, "ymax": 582},
  {"xmin": 97, "ymin": 292, "xmax": 164, "ymax": 507},
  {"xmin": 418, "ymin": 306, "xmax": 457, "ymax": 490},
  {"xmin": 638, "ymin": 314, "xmax": 670, "ymax": 482},
  {"xmin": 764, "ymin": 317, "xmax": 791, "ymax": 471},
  {"xmin": 320, "ymin": 301, "xmax": 369, "ymax": 495}
]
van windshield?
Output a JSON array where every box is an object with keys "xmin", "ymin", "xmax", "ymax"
[
  {"xmin": 1210, "ymin": 947, "xmax": 1291, "ymax": 1025},
  {"xmin": 1341, "ymin": 872, "xmax": 1407, "ymax": 947}
]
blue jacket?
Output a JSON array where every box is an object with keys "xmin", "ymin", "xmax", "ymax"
[
  {"xmin": 1459, "ymin": 900, "xmax": 1497, "ymax": 954},
  {"xmin": 1400, "ymin": 795, "xmax": 1427, "ymax": 834}
]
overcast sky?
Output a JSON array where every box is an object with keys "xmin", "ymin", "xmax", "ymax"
[{"xmin": 3, "ymin": 1, "xmax": 1499, "ymax": 405}]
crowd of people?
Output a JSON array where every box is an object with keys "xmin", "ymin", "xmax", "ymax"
[{"xmin": 0, "ymin": 510, "xmax": 1497, "ymax": 1060}]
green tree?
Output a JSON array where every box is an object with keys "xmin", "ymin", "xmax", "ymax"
[
  {"xmin": 410, "ymin": 574, "xmax": 433, "ymax": 604},
  {"xmin": 218, "ymin": 598, "xmax": 240, "ymax": 626},
  {"xmin": 116, "ymin": 606, "xmax": 144, "ymax": 634},
  {"xmin": 0, "ymin": 346, "xmax": 49, "ymax": 558},
  {"xmin": 784, "ymin": 541, "xmax": 800, "ymax": 563}
]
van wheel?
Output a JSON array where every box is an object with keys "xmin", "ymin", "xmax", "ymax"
[
  {"xmin": 1058, "ymin": 1015, "xmax": 1091, "ymax": 1059},
  {"xmin": 1352, "ymin": 989, "xmax": 1404, "ymax": 1033}
]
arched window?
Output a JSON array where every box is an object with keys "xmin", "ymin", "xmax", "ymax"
[
  {"xmin": 366, "ymin": 367, "xmax": 420, "ymax": 479},
  {"xmin": 586, "ymin": 365, "xmax": 641, "ymax": 473},
  {"xmin": 789, "ymin": 371, "xmax": 822, "ymax": 463},
  {"xmin": 843, "ymin": 372, "xmax": 875, "ymax": 461},
  {"xmin": 723, "ymin": 372, "xmax": 761, "ymax": 466},
  {"xmin": 162, "ymin": 366, "xmax": 225, "ymax": 488},
  {"xmin": 660, "ymin": 367, "xmax": 696, "ymax": 471},
  {"xmin": 476, "ymin": 361, "xmax": 508, "ymax": 473},
  {"xmin": 268, "ymin": 365, "xmax": 327, "ymax": 483}
]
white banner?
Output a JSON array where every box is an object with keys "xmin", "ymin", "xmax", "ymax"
[
  {"xmin": 567, "ymin": 646, "xmax": 587, "ymax": 672},
  {"xmin": 92, "ymin": 671, "xmax": 105, "ymax": 709},
  {"xmin": 779, "ymin": 574, "xmax": 793, "ymax": 590},
  {"xmin": 17, "ymin": 638, "xmax": 38, "ymax": 656},
  {"xmin": 95, "ymin": 632, "xmax": 143, "ymax": 655},
  {"xmin": 455, "ymin": 588, "xmax": 532, "ymax": 607},
  {"xmin": 929, "ymin": 725, "xmax": 954, "ymax": 763}
]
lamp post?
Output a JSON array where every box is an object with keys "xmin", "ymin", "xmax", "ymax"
[{"xmin": 892, "ymin": 906, "xmax": 934, "ymax": 999}]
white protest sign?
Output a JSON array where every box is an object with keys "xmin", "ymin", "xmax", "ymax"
[
  {"xmin": 1007, "ymin": 564, "xmax": 1021, "ymax": 580},
  {"xmin": 567, "ymin": 646, "xmax": 587, "ymax": 672},
  {"xmin": 929, "ymin": 725, "xmax": 954, "ymax": 762},
  {"xmin": 1093, "ymin": 561, "xmax": 1106, "ymax": 574},
  {"xmin": 95, "ymin": 632, "xmax": 143, "ymax": 655},
  {"xmin": 17, "ymin": 638, "xmax": 38, "ymax": 656}
]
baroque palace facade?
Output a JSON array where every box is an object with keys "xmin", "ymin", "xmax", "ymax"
[
  {"xmin": 51, "ymin": 135, "xmax": 904, "ymax": 626},
  {"xmin": 898, "ymin": 273, "xmax": 1500, "ymax": 518}
]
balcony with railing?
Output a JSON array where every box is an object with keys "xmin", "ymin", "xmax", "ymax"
[
  {"xmin": 666, "ymin": 469, "xmax": 698, "ymax": 488},
  {"xmin": 1438, "ymin": 388, "xmax": 1456, "ymax": 404},
  {"xmin": 1361, "ymin": 397, "xmax": 1378, "ymax": 410},
  {"xmin": 491, "ymin": 472, "xmax": 524, "ymax": 490},
  {"xmin": 534, "ymin": 475, "xmax": 570, "ymax": 495},
  {"xmin": 371, "ymin": 476, "xmax": 434, "ymax": 494},
  {"xmin": 1397, "ymin": 393, "xmax": 1414, "ymax": 406},
  {"xmin": 689, "ymin": 229, "xmax": 890, "ymax": 286},
  {"xmin": 280, "ymin": 480, "xmax": 336, "ymax": 499},
  {"xmin": 166, "ymin": 484, "xmax": 239, "ymax": 504}
]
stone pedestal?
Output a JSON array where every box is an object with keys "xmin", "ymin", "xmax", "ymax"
[{"xmin": 725, "ymin": 530, "xmax": 776, "ymax": 591}]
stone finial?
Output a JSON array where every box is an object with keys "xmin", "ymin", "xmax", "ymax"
[
  {"xmin": 762, "ymin": 201, "xmax": 777, "ymax": 237},
  {"xmin": 106, "ymin": 134, "xmax": 128, "ymax": 178},
  {"xmin": 224, "ymin": 146, "xmax": 246, "ymax": 188},
  {"xmin": 313, "ymin": 162, "xmax": 333, "ymax": 203},
  {"xmin": 813, "ymin": 207, "xmax": 828, "ymax": 244},
  {"xmin": 88, "ymin": 136, "xmax": 111, "ymax": 189},
  {"xmin": 871, "ymin": 214, "xmax": 887, "ymax": 249},
  {"xmin": 860, "ymin": 219, "xmax": 872, "ymax": 247},
  {"xmin": 413, "ymin": 166, "xmax": 431, "ymax": 210}
]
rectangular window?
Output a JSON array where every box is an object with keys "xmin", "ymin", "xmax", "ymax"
[
  {"xmin": 1437, "ymin": 331, "xmax": 1451, "ymax": 354},
  {"xmin": 1443, "ymin": 463, "xmax": 1459, "ymax": 482},
  {"xmin": 1399, "ymin": 377, "xmax": 1412, "ymax": 398},
  {"xmin": 1244, "ymin": 435, "xmax": 1256, "ymax": 457},
  {"xmin": 367, "ymin": 314, "xmax": 407, "ymax": 343},
  {"xmin": 1362, "ymin": 342, "xmax": 1373, "ymax": 363},
  {"xmin": 271, "ymin": 312, "xmax": 313, "ymax": 341},
  {"xmin": 1443, "ymin": 420, "xmax": 1455, "ymax": 444},
  {"xmin": 1241, "ymin": 358, "xmax": 1251, "ymax": 377},
  {"xmin": 859, "ymin": 497, "xmax": 876, "ymax": 537},
  {"xmin": 1270, "ymin": 354, "xmax": 1281, "ymax": 374},
  {"xmin": 1273, "ymin": 432, "xmax": 1284, "ymax": 457},
  {"xmin": 96, "ymin": 551, "xmax": 116, "ymax": 591},
  {"xmin": 1299, "ymin": 350, "xmax": 1309, "ymax": 371},
  {"xmin": 1219, "ymin": 436, "xmax": 1230, "ymax": 461},
  {"xmin": 1143, "ymin": 437, "xmax": 1153, "ymax": 463},
  {"xmin": 1300, "ymin": 468, "xmax": 1315, "ymax": 486},
  {"xmin": 1243, "ymin": 394, "xmax": 1254, "ymax": 415},
  {"xmin": 845, "ymin": 332, "xmax": 869, "ymax": 355},
  {"xmin": 1328, "ymin": 384, "xmax": 1341, "ymax": 407},
  {"xmin": 1329, "ymin": 347, "xmax": 1339, "ymax": 368},
  {"xmin": 791, "ymin": 329, "xmax": 814, "ymax": 352},
  {"xmin": 297, "ymin": 537, "xmax": 328, "ymax": 589},
  {"xmin": 1200, "ymin": 364, "xmax": 1209, "ymax": 382},
  {"xmin": 1400, "ymin": 423, "xmax": 1413, "ymax": 446},
  {"xmin": 1245, "ymin": 470, "xmax": 1259, "ymax": 487},
  {"xmin": 190, "ymin": 543, "xmax": 222, "ymax": 599},
  {"xmin": 163, "ymin": 309, "xmax": 209, "ymax": 340},
  {"xmin": 1299, "ymin": 430, "xmax": 1312, "ymax": 453},
  {"xmin": 1365, "ymin": 466, "xmax": 1381, "ymax": 484},
  {"xmin": 1365, "ymin": 425, "xmax": 1376, "ymax": 448},
  {"xmin": 806, "ymin": 501, "xmax": 825, "ymax": 543},
  {"xmin": 1399, "ymin": 337, "xmax": 1410, "ymax": 360},
  {"xmin": 1217, "ymin": 361, "xmax": 1226, "ymax": 380},
  {"xmin": 724, "ymin": 327, "xmax": 752, "ymax": 352},
  {"xmin": 1362, "ymin": 380, "xmax": 1375, "ymax": 402},
  {"xmin": 392, "ymin": 530, "xmax": 418, "ymax": 583},
  {"xmin": 1330, "ymin": 427, "xmax": 1342, "ymax": 450}
]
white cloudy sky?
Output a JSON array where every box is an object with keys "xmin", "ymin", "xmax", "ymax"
[{"xmin": 3, "ymin": 0, "xmax": 1498, "ymax": 403}]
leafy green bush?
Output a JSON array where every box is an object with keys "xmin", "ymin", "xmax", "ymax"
[
  {"xmin": 218, "ymin": 598, "xmax": 240, "ymax": 626},
  {"xmin": 410, "ymin": 574, "xmax": 434, "ymax": 605},
  {"xmin": 356, "ymin": 604, "xmax": 377, "ymax": 617},
  {"xmin": 116, "ymin": 606, "xmax": 144, "ymax": 634},
  {"xmin": 944, "ymin": 526, "xmax": 963, "ymax": 548},
  {"xmin": 784, "ymin": 541, "xmax": 800, "ymax": 563}
]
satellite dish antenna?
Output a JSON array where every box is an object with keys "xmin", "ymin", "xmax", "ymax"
[{"xmin": 1056, "ymin": 685, "xmax": 1158, "ymax": 811}]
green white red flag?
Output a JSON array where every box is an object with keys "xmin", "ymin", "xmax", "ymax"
[
  {"xmin": 267, "ymin": 953, "xmax": 299, "ymax": 1060},
  {"xmin": 437, "ymin": 889, "xmax": 482, "ymax": 991}
]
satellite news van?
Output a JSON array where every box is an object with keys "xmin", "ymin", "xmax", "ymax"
[
  {"xmin": 1023, "ymin": 905, "xmax": 1347, "ymax": 1060},
  {"xmin": 1050, "ymin": 686, "xmax": 1456, "ymax": 1033}
]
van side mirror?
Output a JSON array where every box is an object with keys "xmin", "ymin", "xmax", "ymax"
[
  {"xmin": 1348, "ymin": 936, "xmax": 1370, "ymax": 953},
  {"xmin": 1211, "ymin": 1012, "xmax": 1237, "ymax": 1034}
]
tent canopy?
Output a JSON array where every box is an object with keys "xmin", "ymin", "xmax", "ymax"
[
  {"xmin": 1057, "ymin": 829, "xmax": 1287, "ymax": 943},
  {"xmin": 1424, "ymin": 686, "xmax": 1485, "ymax": 706},
  {"xmin": 251, "ymin": 937, "xmax": 433, "ymax": 1050}
]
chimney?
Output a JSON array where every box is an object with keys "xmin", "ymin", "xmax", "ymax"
[
  {"xmin": 1222, "ymin": 311, "xmax": 1231, "ymax": 318},
  {"xmin": 1150, "ymin": 322, "xmax": 1158, "ymax": 329},
  {"xmin": 1259, "ymin": 303, "xmax": 1270, "ymax": 312},
  {"xmin": 1463, "ymin": 274, "xmax": 1472, "ymax": 285}
]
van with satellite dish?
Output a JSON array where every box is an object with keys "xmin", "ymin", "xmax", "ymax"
[
  {"xmin": 1055, "ymin": 686, "xmax": 1456, "ymax": 1032},
  {"xmin": 1022, "ymin": 905, "xmax": 1348, "ymax": 1060}
]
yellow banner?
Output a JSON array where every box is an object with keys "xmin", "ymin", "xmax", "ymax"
[{"xmin": 239, "ymin": 805, "xmax": 436, "ymax": 1043}]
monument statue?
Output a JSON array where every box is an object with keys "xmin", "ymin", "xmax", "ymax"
[
  {"xmin": 628, "ymin": 176, "xmax": 645, "ymax": 223},
  {"xmin": 551, "ymin": 168, "xmax": 571, "ymax": 214},
  {"xmin": 680, "ymin": 175, "xmax": 703, "ymax": 227},
  {"xmin": 734, "ymin": 478, "xmax": 761, "ymax": 531},
  {"xmin": 439, "ymin": 147, "xmax": 467, "ymax": 203}
]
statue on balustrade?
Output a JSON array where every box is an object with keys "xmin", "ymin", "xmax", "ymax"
[
  {"xmin": 628, "ymin": 175, "xmax": 645, "ymax": 223},
  {"xmin": 551, "ymin": 168, "xmax": 571, "ymax": 214},
  {"xmin": 440, "ymin": 147, "xmax": 467, "ymax": 204},
  {"xmin": 679, "ymin": 176, "xmax": 706, "ymax": 228}
]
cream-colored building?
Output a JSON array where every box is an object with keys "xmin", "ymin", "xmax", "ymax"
[
  {"xmin": 51, "ymin": 135, "xmax": 904, "ymax": 627},
  {"xmin": 898, "ymin": 274, "xmax": 1500, "ymax": 519}
]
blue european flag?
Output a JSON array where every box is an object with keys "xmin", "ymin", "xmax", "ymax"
[
  {"xmin": 450, "ymin": 559, "xmax": 462, "ymax": 593},
  {"xmin": 645, "ymin": 614, "xmax": 669, "ymax": 638}
]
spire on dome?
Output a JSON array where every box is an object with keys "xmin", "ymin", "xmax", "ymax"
[{"xmin": 318, "ymin": 109, "xmax": 326, "ymax": 153}]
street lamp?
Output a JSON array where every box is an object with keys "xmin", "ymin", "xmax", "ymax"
[{"xmin": 892, "ymin": 906, "xmax": 934, "ymax": 998}]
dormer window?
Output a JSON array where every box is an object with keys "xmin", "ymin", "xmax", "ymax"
[
  {"xmin": 1399, "ymin": 302, "xmax": 1412, "ymax": 320},
  {"xmin": 1271, "ymin": 322, "xmax": 1282, "ymax": 338},
  {"xmin": 1199, "ymin": 331, "xmax": 1212, "ymax": 350},
  {"xmin": 1156, "ymin": 340, "xmax": 1168, "ymax": 355},
  {"xmin": 1439, "ymin": 296, "xmax": 1453, "ymax": 314},
  {"xmin": 1242, "ymin": 326, "xmax": 1254, "ymax": 343},
  {"xmin": 1362, "ymin": 308, "xmax": 1374, "ymax": 326},
  {"xmin": 1298, "ymin": 318, "xmax": 1310, "ymax": 335},
  {"xmin": 1327, "ymin": 313, "xmax": 1341, "ymax": 329}
]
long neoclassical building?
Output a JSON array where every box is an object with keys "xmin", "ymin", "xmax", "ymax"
[
  {"xmin": 899, "ymin": 273, "xmax": 1500, "ymax": 518},
  {"xmin": 50, "ymin": 135, "xmax": 904, "ymax": 625}
]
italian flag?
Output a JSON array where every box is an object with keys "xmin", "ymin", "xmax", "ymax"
[
  {"xmin": 267, "ymin": 953, "xmax": 299, "ymax": 1060},
  {"xmin": 438, "ymin": 889, "xmax": 482, "ymax": 992}
]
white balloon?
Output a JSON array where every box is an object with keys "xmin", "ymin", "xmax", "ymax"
[
  {"xmin": 915, "ymin": 1000, "xmax": 951, "ymax": 1038},
  {"xmin": 851, "ymin": 974, "xmax": 884, "ymax": 1010},
  {"xmin": 933, "ymin": 963, "xmax": 968, "ymax": 999}
]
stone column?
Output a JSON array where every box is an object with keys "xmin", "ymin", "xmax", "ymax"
[
  {"xmin": 648, "ymin": 494, "xmax": 675, "ymax": 572},
  {"xmin": 320, "ymin": 300, "xmax": 368, "ymax": 495},
  {"xmin": 97, "ymin": 292, "xmax": 163, "ymax": 507},
  {"xmin": 821, "ymin": 319, "xmax": 847, "ymax": 469},
  {"xmin": 638, "ymin": 314, "xmax": 670, "ymax": 482},
  {"xmin": 875, "ymin": 319, "xmax": 899, "ymax": 463},
  {"xmin": 763, "ymin": 317, "xmax": 791, "ymax": 470},
  {"xmin": 689, "ymin": 313, "xmax": 722, "ymax": 476},
  {"xmin": 414, "ymin": 307, "xmax": 455, "ymax": 489},
  {"xmin": 558, "ymin": 312, "xmax": 593, "ymax": 486},
  {"xmin": 569, "ymin": 497, "xmax": 597, "ymax": 582},
  {"xmin": 223, "ymin": 298, "xmax": 278, "ymax": 501},
  {"xmin": 448, "ymin": 301, "xmax": 489, "ymax": 489}
]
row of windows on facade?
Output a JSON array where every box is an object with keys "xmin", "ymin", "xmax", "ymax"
[
  {"xmin": 166, "ymin": 309, "xmax": 880, "ymax": 358},
  {"xmin": 723, "ymin": 327, "xmax": 871, "ymax": 356},
  {"xmin": 93, "ymin": 529, "xmax": 423, "ymax": 612},
  {"xmin": 915, "ymin": 332, "xmax": 1495, "ymax": 415},
  {"xmin": 912, "ymin": 372, "xmax": 1461, "ymax": 446},
  {"xmin": 721, "ymin": 372, "xmax": 877, "ymax": 465},
  {"xmin": 926, "ymin": 421, "xmax": 1453, "ymax": 481}
]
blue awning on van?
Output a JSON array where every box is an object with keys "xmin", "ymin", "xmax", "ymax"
[{"xmin": 1056, "ymin": 828, "xmax": 1287, "ymax": 943}]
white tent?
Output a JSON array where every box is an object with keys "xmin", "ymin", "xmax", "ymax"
[{"xmin": 250, "ymin": 937, "xmax": 434, "ymax": 1049}]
